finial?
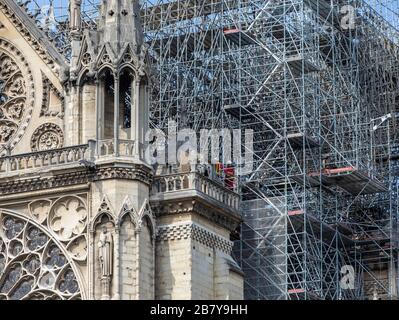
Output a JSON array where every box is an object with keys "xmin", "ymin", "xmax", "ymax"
[{"xmin": 69, "ymin": 0, "xmax": 82, "ymax": 31}]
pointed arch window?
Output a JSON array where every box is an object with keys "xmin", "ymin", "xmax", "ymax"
[
  {"xmin": 119, "ymin": 70, "xmax": 134, "ymax": 130},
  {"xmin": 98, "ymin": 68, "xmax": 115, "ymax": 140}
]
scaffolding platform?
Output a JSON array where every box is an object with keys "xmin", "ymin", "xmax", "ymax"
[
  {"xmin": 243, "ymin": 180, "xmax": 295, "ymax": 199},
  {"xmin": 287, "ymin": 210, "xmax": 354, "ymax": 247},
  {"xmin": 264, "ymin": 179, "xmax": 294, "ymax": 192},
  {"xmin": 223, "ymin": 29, "xmax": 257, "ymax": 46},
  {"xmin": 287, "ymin": 288, "xmax": 305, "ymax": 294},
  {"xmin": 318, "ymin": 167, "xmax": 388, "ymax": 195},
  {"xmin": 286, "ymin": 55, "xmax": 321, "ymax": 75},
  {"xmin": 287, "ymin": 132, "xmax": 320, "ymax": 149},
  {"xmin": 293, "ymin": 167, "xmax": 388, "ymax": 195},
  {"xmin": 291, "ymin": 173, "xmax": 322, "ymax": 188},
  {"xmin": 224, "ymin": 104, "xmax": 256, "ymax": 120},
  {"xmin": 287, "ymin": 288, "xmax": 322, "ymax": 300}
]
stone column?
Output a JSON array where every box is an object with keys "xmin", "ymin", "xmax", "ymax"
[
  {"xmin": 114, "ymin": 76, "xmax": 120, "ymax": 156},
  {"xmin": 81, "ymin": 82, "xmax": 96, "ymax": 143},
  {"xmin": 65, "ymin": 85, "xmax": 80, "ymax": 146},
  {"xmin": 95, "ymin": 79, "xmax": 103, "ymax": 155},
  {"xmin": 130, "ymin": 78, "xmax": 136, "ymax": 142},
  {"xmin": 113, "ymin": 227, "xmax": 120, "ymax": 300},
  {"xmin": 134, "ymin": 79, "xmax": 141, "ymax": 156},
  {"xmin": 101, "ymin": 276, "xmax": 111, "ymax": 300}
]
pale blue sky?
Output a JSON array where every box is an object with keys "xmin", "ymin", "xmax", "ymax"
[{"xmin": 24, "ymin": 0, "xmax": 398, "ymax": 30}]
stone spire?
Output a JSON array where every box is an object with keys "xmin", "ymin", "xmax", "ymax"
[
  {"xmin": 98, "ymin": 0, "xmax": 144, "ymax": 56},
  {"xmin": 69, "ymin": 0, "xmax": 148, "ymax": 79}
]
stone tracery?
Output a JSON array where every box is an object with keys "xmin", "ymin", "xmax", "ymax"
[
  {"xmin": 49, "ymin": 196, "xmax": 88, "ymax": 242},
  {"xmin": 0, "ymin": 53, "xmax": 24, "ymax": 144},
  {"xmin": 0, "ymin": 38, "xmax": 34, "ymax": 154},
  {"xmin": 0, "ymin": 210, "xmax": 83, "ymax": 300}
]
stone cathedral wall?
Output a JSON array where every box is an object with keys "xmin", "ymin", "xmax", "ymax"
[{"xmin": 0, "ymin": 0, "xmax": 243, "ymax": 301}]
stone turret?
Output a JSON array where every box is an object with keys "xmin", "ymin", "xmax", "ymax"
[
  {"xmin": 65, "ymin": 0, "xmax": 154, "ymax": 300},
  {"xmin": 67, "ymin": 0, "xmax": 150, "ymax": 157}
]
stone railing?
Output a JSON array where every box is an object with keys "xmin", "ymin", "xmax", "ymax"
[
  {"xmin": 0, "ymin": 139, "xmax": 146, "ymax": 175},
  {"xmin": 151, "ymin": 172, "xmax": 240, "ymax": 211},
  {"xmin": 0, "ymin": 144, "xmax": 91, "ymax": 174},
  {"xmin": 97, "ymin": 139, "xmax": 142, "ymax": 158}
]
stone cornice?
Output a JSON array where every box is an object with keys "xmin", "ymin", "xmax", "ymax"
[
  {"xmin": 0, "ymin": 170, "xmax": 89, "ymax": 195},
  {"xmin": 0, "ymin": 163, "xmax": 153, "ymax": 196},
  {"xmin": 150, "ymin": 197, "xmax": 241, "ymax": 232},
  {"xmin": 93, "ymin": 164, "xmax": 153, "ymax": 185}
]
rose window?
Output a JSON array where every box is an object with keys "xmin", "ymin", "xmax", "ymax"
[{"xmin": 0, "ymin": 211, "xmax": 82, "ymax": 300}]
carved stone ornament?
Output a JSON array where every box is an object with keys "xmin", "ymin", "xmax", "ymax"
[
  {"xmin": 28, "ymin": 196, "xmax": 88, "ymax": 262},
  {"xmin": 40, "ymin": 72, "xmax": 64, "ymax": 118},
  {"xmin": 31, "ymin": 123, "xmax": 64, "ymax": 152},
  {"xmin": 49, "ymin": 196, "xmax": 87, "ymax": 242},
  {"xmin": 0, "ymin": 38, "xmax": 34, "ymax": 154}
]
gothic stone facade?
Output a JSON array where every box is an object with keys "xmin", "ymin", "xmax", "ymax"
[{"xmin": 0, "ymin": 0, "xmax": 243, "ymax": 300}]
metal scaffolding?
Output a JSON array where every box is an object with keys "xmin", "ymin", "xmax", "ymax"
[{"xmin": 19, "ymin": 0, "xmax": 399, "ymax": 299}]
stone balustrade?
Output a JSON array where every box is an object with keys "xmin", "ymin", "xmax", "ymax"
[
  {"xmin": 0, "ymin": 143, "xmax": 240, "ymax": 212},
  {"xmin": 0, "ymin": 144, "xmax": 91, "ymax": 174},
  {"xmin": 0, "ymin": 139, "xmax": 145, "ymax": 175},
  {"xmin": 151, "ymin": 171, "xmax": 240, "ymax": 211},
  {"xmin": 97, "ymin": 139, "xmax": 136, "ymax": 157}
]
